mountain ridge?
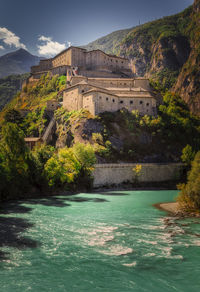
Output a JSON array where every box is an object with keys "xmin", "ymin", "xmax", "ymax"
[{"xmin": 0, "ymin": 49, "xmax": 41, "ymax": 78}]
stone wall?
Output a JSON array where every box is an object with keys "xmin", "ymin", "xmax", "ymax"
[
  {"xmin": 93, "ymin": 163, "xmax": 184, "ymax": 187},
  {"xmin": 63, "ymin": 87, "xmax": 80, "ymax": 111}
]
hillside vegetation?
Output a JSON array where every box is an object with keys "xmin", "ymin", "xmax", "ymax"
[
  {"xmin": 1, "ymin": 74, "xmax": 200, "ymax": 164},
  {"xmin": 1, "ymin": 73, "xmax": 66, "ymax": 116},
  {"xmin": 0, "ymin": 74, "xmax": 29, "ymax": 110},
  {"xmin": 0, "ymin": 74, "xmax": 200, "ymax": 208},
  {"xmin": 83, "ymin": 28, "xmax": 133, "ymax": 55}
]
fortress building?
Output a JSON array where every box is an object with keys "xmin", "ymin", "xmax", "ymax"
[
  {"xmin": 31, "ymin": 46, "xmax": 132, "ymax": 80},
  {"xmin": 30, "ymin": 46, "xmax": 157, "ymax": 116},
  {"xmin": 62, "ymin": 76, "xmax": 157, "ymax": 116}
]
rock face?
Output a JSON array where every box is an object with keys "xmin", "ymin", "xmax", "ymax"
[
  {"xmin": 119, "ymin": 6, "xmax": 192, "ymax": 86},
  {"xmin": 118, "ymin": 1, "xmax": 200, "ymax": 115},
  {"xmin": 173, "ymin": 0, "xmax": 200, "ymax": 115}
]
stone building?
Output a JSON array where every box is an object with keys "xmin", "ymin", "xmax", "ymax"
[
  {"xmin": 31, "ymin": 46, "xmax": 132, "ymax": 79},
  {"xmin": 62, "ymin": 76, "xmax": 157, "ymax": 116},
  {"xmin": 30, "ymin": 46, "xmax": 156, "ymax": 116}
]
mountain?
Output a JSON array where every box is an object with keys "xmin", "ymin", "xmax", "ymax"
[
  {"xmin": 0, "ymin": 49, "xmax": 41, "ymax": 78},
  {"xmin": 119, "ymin": 7, "xmax": 192, "ymax": 83},
  {"xmin": 119, "ymin": 1, "xmax": 200, "ymax": 114},
  {"xmin": 83, "ymin": 28, "xmax": 133, "ymax": 55}
]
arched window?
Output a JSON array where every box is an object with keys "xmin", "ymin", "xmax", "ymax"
[
  {"xmin": 106, "ymin": 97, "xmax": 109, "ymax": 101},
  {"xmin": 112, "ymin": 99, "xmax": 115, "ymax": 103},
  {"xmin": 146, "ymin": 102, "xmax": 149, "ymax": 106},
  {"xmin": 140, "ymin": 101, "xmax": 143, "ymax": 104},
  {"xmin": 130, "ymin": 100, "xmax": 133, "ymax": 104}
]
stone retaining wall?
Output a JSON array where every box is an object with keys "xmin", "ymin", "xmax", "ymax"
[{"xmin": 93, "ymin": 163, "xmax": 184, "ymax": 187}]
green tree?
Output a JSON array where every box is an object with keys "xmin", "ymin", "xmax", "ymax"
[
  {"xmin": 181, "ymin": 145, "xmax": 195, "ymax": 166},
  {"xmin": 44, "ymin": 143, "xmax": 96, "ymax": 188},
  {"xmin": 178, "ymin": 151, "xmax": 200, "ymax": 211},
  {"xmin": 0, "ymin": 123, "xmax": 30, "ymax": 198},
  {"xmin": 4, "ymin": 109, "xmax": 23, "ymax": 125}
]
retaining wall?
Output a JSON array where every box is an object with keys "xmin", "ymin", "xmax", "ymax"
[{"xmin": 93, "ymin": 163, "xmax": 184, "ymax": 187}]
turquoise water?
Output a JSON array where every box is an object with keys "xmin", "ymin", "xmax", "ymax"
[{"xmin": 0, "ymin": 190, "xmax": 200, "ymax": 291}]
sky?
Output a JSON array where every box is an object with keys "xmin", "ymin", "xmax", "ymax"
[{"xmin": 0, "ymin": 0, "xmax": 194, "ymax": 57}]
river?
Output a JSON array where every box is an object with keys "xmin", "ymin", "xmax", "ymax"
[{"xmin": 0, "ymin": 190, "xmax": 200, "ymax": 291}]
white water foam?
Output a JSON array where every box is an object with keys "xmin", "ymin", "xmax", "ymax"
[
  {"xmin": 144, "ymin": 253, "xmax": 156, "ymax": 257},
  {"xmin": 100, "ymin": 245, "xmax": 133, "ymax": 256},
  {"xmin": 138, "ymin": 239, "xmax": 158, "ymax": 245},
  {"xmin": 123, "ymin": 261, "xmax": 137, "ymax": 267}
]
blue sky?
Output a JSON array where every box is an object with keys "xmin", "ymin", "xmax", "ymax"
[{"xmin": 0, "ymin": 0, "xmax": 194, "ymax": 57}]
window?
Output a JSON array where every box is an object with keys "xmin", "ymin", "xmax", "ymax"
[
  {"xmin": 146, "ymin": 103, "xmax": 149, "ymax": 106},
  {"xmin": 106, "ymin": 97, "xmax": 109, "ymax": 101},
  {"xmin": 140, "ymin": 101, "xmax": 143, "ymax": 104},
  {"xmin": 130, "ymin": 100, "xmax": 133, "ymax": 104},
  {"xmin": 112, "ymin": 99, "xmax": 115, "ymax": 102},
  {"xmin": 120, "ymin": 100, "xmax": 123, "ymax": 104},
  {"xmin": 124, "ymin": 83, "xmax": 126, "ymax": 85},
  {"xmin": 99, "ymin": 96, "xmax": 102, "ymax": 99},
  {"xmin": 81, "ymin": 90, "xmax": 85, "ymax": 93}
]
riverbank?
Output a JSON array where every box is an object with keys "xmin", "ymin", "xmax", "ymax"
[
  {"xmin": 154, "ymin": 202, "xmax": 200, "ymax": 218},
  {"xmin": 154, "ymin": 202, "xmax": 179, "ymax": 214}
]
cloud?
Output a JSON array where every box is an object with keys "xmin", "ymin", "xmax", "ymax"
[
  {"xmin": 37, "ymin": 35, "xmax": 66, "ymax": 56},
  {"xmin": 0, "ymin": 45, "xmax": 4, "ymax": 50},
  {"xmin": 0, "ymin": 27, "xmax": 27, "ymax": 49},
  {"xmin": 67, "ymin": 41, "xmax": 72, "ymax": 48}
]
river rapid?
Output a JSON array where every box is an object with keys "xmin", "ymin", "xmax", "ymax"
[{"xmin": 0, "ymin": 190, "xmax": 200, "ymax": 291}]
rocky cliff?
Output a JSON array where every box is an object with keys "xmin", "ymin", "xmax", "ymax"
[
  {"xmin": 173, "ymin": 0, "xmax": 200, "ymax": 115},
  {"xmin": 119, "ymin": 0, "xmax": 200, "ymax": 114},
  {"xmin": 119, "ymin": 7, "xmax": 192, "ymax": 86}
]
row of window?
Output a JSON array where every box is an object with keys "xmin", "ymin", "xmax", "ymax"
[
  {"xmin": 104, "ymin": 56, "xmax": 124, "ymax": 64},
  {"xmin": 101, "ymin": 96, "xmax": 150, "ymax": 106}
]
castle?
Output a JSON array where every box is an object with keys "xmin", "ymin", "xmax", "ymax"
[{"xmin": 30, "ymin": 46, "xmax": 157, "ymax": 116}]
